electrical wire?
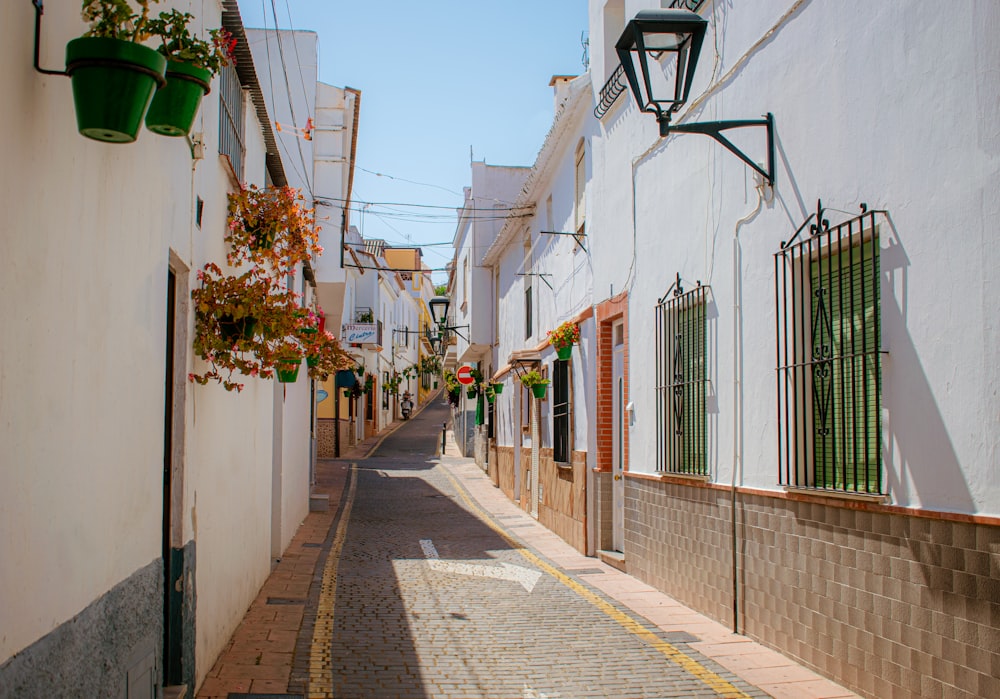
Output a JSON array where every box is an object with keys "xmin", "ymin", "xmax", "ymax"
[
  {"xmin": 357, "ymin": 166, "xmax": 464, "ymax": 197},
  {"xmin": 268, "ymin": 0, "xmax": 314, "ymax": 198}
]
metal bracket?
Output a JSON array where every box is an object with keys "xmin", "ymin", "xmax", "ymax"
[
  {"xmin": 33, "ymin": 1, "xmax": 69, "ymax": 77},
  {"xmin": 540, "ymin": 230, "xmax": 588, "ymax": 254},
  {"xmin": 517, "ymin": 272, "xmax": 554, "ymax": 290},
  {"xmin": 664, "ymin": 112, "xmax": 775, "ymax": 186}
]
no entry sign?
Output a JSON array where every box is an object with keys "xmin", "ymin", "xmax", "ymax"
[{"xmin": 456, "ymin": 365, "xmax": 476, "ymax": 385}]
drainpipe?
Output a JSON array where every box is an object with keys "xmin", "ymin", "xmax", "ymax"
[{"xmin": 730, "ymin": 182, "xmax": 767, "ymax": 634}]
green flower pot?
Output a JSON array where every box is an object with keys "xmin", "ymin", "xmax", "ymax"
[
  {"xmin": 466, "ymin": 388, "xmax": 478, "ymax": 399},
  {"xmin": 491, "ymin": 383, "xmax": 503, "ymax": 394},
  {"xmin": 556, "ymin": 345, "xmax": 573, "ymax": 360},
  {"xmin": 486, "ymin": 393, "xmax": 495, "ymax": 404},
  {"xmin": 66, "ymin": 37, "xmax": 166, "ymax": 143},
  {"xmin": 531, "ymin": 384, "xmax": 548, "ymax": 399},
  {"xmin": 145, "ymin": 60, "xmax": 212, "ymax": 137},
  {"xmin": 276, "ymin": 357, "xmax": 301, "ymax": 383},
  {"xmin": 217, "ymin": 314, "xmax": 257, "ymax": 342},
  {"xmin": 307, "ymin": 355, "xmax": 319, "ymax": 368}
]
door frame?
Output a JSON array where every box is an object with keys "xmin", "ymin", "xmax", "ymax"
[{"xmin": 611, "ymin": 320, "xmax": 625, "ymax": 552}]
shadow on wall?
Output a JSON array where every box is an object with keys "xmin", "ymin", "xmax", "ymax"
[{"xmin": 879, "ymin": 216, "xmax": 974, "ymax": 515}]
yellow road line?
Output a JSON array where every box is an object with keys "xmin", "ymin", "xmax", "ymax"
[
  {"xmin": 441, "ymin": 466, "xmax": 752, "ymax": 699},
  {"xmin": 308, "ymin": 463, "xmax": 357, "ymax": 699}
]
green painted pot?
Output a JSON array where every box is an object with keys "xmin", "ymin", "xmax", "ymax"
[
  {"xmin": 556, "ymin": 345, "xmax": 573, "ymax": 360},
  {"xmin": 307, "ymin": 355, "xmax": 319, "ymax": 368},
  {"xmin": 66, "ymin": 37, "xmax": 166, "ymax": 143},
  {"xmin": 466, "ymin": 388, "xmax": 478, "ymax": 399},
  {"xmin": 491, "ymin": 383, "xmax": 503, "ymax": 395},
  {"xmin": 531, "ymin": 384, "xmax": 548, "ymax": 399},
  {"xmin": 276, "ymin": 357, "xmax": 301, "ymax": 383},
  {"xmin": 145, "ymin": 60, "xmax": 212, "ymax": 137},
  {"xmin": 217, "ymin": 314, "xmax": 257, "ymax": 342}
]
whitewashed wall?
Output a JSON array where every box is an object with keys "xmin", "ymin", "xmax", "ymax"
[
  {"xmin": 589, "ymin": 0, "xmax": 1000, "ymax": 515},
  {"xmin": 0, "ymin": 2, "xmax": 311, "ymax": 687}
]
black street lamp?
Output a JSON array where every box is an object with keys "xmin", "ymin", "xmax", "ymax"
[
  {"xmin": 616, "ymin": 9, "xmax": 775, "ymax": 185},
  {"xmin": 429, "ymin": 296, "xmax": 450, "ymax": 327}
]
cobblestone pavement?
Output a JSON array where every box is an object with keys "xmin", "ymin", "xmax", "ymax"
[
  {"xmin": 310, "ymin": 401, "xmax": 768, "ymax": 699},
  {"xmin": 198, "ymin": 394, "xmax": 858, "ymax": 699}
]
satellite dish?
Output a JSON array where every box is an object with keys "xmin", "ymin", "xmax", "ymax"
[{"xmin": 317, "ymin": 389, "xmax": 329, "ymax": 403}]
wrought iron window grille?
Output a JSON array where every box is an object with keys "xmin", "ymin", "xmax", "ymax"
[
  {"xmin": 656, "ymin": 275, "xmax": 710, "ymax": 476},
  {"xmin": 775, "ymin": 200, "xmax": 887, "ymax": 495}
]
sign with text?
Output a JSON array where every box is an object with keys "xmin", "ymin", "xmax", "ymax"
[{"xmin": 343, "ymin": 323, "xmax": 378, "ymax": 345}]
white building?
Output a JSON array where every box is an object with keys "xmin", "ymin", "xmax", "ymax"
[
  {"xmin": 450, "ymin": 163, "xmax": 531, "ymax": 459},
  {"xmin": 479, "ymin": 74, "xmax": 600, "ymax": 554},
  {"xmin": 0, "ymin": 2, "xmax": 319, "ymax": 696},
  {"xmin": 583, "ymin": 1, "xmax": 1000, "ymax": 697}
]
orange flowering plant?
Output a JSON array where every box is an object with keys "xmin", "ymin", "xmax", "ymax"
[
  {"xmin": 189, "ymin": 263, "xmax": 302, "ymax": 391},
  {"xmin": 547, "ymin": 321, "xmax": 580, "ymax": 350},
  {"xmin": 225, "ymin": 185, "xmax": 322, "ymax": 271}
]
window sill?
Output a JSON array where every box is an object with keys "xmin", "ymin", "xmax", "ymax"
[
  {"xmin": 555, "ymin": 461, "xmax": 573, "ymax": 471},
  {"xmin": 783, "ymin": 486, "xmax": 889, "ymax": 504},
  {"xmin": 658, "ymin": 471, "xmax": 711, "ymax": 483}
]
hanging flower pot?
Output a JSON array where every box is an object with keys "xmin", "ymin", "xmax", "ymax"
[
  {"xmin": 486, "ymin": 392, "xmax": 496, "ymax": 404},
  {"xmin": 307, "ymin": 354, "xmax": 319, "ymax": 368},
  {"xmin": 531, "ymin": 384, "xmax": 548, "ymax": 399},
  {"xmin": 276, "ymin": 356, "xmax": 301, "ymax": 383},
  {"xmin": 556, "ymin": 345, "xmax": 573, "ymax": 360},
  {"xmin": 217, "ymin": 314, "xmax": 257, "ymax": 342},
  {"xmin": 144, "ymin": 60, "xmax": 212, "ymax": 136},
  {"xmin": 466, "ymin": 387, "xmax": 478, "ymax": 399},
  {"xmin": 491, "ymin": 382, "xmax": 504, "ymax": 395},
  {"xmin": 66, "ymin": 37, "xmax": 167, "ymax": 143}
]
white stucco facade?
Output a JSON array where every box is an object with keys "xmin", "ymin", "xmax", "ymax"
[
  {"xmin": 1, "ymin": 2, "xmax": 322, "ymax": 695},
  {"xmin": 588, "ymin": 0, "xmax": 1000, "ymax": 515}
]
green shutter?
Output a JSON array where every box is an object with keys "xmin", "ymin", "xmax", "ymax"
[{"xmin": 810, "ymin": 242, "xmax": 880, "ymax": 492}]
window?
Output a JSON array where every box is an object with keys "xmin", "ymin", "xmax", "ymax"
[
  {"xmin": 524, "ymin": 286, "xmax": 533, "ymax": 340},
  {"xmin": 552, "ymin": 359, "xmax": 571, "ymax": 463},
  {"xmin": 655, "ymin": 283, "xmax": 708, "ymax": 475},
  {"xmin": 775, "ymin": 209, "xmax": 882, "ymax": 494},
  {"xmin": 524, "ymin": 237, "xmax": 533, "ymax": 340},
  {"xmin": 218, "ymin": 64, "xmax": 245, "ymax": 182}
]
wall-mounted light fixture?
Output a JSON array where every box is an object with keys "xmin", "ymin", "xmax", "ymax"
[
  {"xmin": 427, "ymin": 295, "xmax": 469, "ymax": 343},
  {"xmin": 616, "ymin": 9, "xmax": 775, "ymax": 185}
]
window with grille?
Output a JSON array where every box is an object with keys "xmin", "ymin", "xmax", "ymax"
[
  {"xmin": 775, "ymin": 208, "xmax": 882, "ymax": 494},
  {"xmin": 655, "ymin": 283, "xmax": 708, "ymax": 475},
  {"xmin": 218, "ymin": 64, "xmax": 245, "ymax": 181},
  {"xmin": 552, "ymin": 359, "xmax": 571, "ymax": 463}
]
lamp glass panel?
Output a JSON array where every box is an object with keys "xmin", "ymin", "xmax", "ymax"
[
  {"xmin": 643, "ymin": 47, "xmax": 683, "ymax": 108},
  {"xmin": 642, "ymin": 30, "xmax": 687, "ymax": 51}
]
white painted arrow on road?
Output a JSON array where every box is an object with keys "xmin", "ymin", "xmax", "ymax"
[{"xmin": 419, "ymin": 539, "xmax": 542, "ymax": 593}]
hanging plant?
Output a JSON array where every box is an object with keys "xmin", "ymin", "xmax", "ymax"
[
  {"xmin": 519, "ymin": 369, "xmax": 550, "ymax": 399},
  {"xmin": 143, "ymin": 10, "xmax": 235, "ymax": 136},
  {"xmin": 302, "ymin": 330, "xmax": 352, "ymax": 381},
  {"xmin": 189, "ymin": 263, "xmax": 299, "ymax": 391},
  {"xmin": 226, "ymin": 185, "xmax": 322, "ymax": 271},
  {"xmin": 69, "ymin": 1, "xmax": 167, "ymax": 143},
  {"xmin": 547, "ymin": 321, "xmax": 580, "ymax": 360},
  {"xmin": 386, "ymin": 372, "xmax": 403, "ymax": 395}
]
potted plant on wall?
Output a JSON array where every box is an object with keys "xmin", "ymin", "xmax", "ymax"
[
  {"xmin": 303, "ymin": 330, "xmax": 352, "ymax": 381},
  {"xmin": 144, "ymin": 9, "xmax": 235, "ymax": 136},
  {"xmin": 189, "ymin": 263, "xmax": 299, "ymax": 391},
  {"xmin": 519, "ymin": 369, "xmax": 550, "ymax": 399},
  {"xmin": 68, "ymin": 0, "xmax": 167, "ymax": 143},
  {"xmin": 547, "ymin": 321, "xmax": 580, "ymax": 360},
  {"xmin": 226, "ymin": 185, "xmax": 322, "ymax": 268}
]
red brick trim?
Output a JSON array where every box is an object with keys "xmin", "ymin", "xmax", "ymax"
[{"xmin": 625, "ymin": 472, "xmax": 1000, "ymax": 526}]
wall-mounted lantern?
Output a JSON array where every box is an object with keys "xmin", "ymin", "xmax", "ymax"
[{"xmin": 616, "ymin": 9, "xmax": 775, "ymax": 185}]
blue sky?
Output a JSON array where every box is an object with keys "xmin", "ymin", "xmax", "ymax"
[{"xmin": 237, "ymin": 1, "xmax": 590, "ymax": 281}]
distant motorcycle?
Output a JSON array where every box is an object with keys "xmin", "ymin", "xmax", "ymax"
[{"xmin": 401, "ymin": 399, "xmax": 414, "ymax": 420}]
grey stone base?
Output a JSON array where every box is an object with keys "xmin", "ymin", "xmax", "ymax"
[{"xmin": 0, "ymin": 557, "xmax": 163, "ymax": 699}]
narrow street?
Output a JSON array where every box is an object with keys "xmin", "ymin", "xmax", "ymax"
[
  {"xmin": 317, "ymin": 399, "xmax": 765, "ymax": 698},
  {"xmin": 198, "ymin": 396, "xmax": 857, "ymax": 699}
]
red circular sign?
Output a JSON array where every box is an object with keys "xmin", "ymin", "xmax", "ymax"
[{"xmin": 456, "ymin": 365, "xmax": 475, "ymax": 385}]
